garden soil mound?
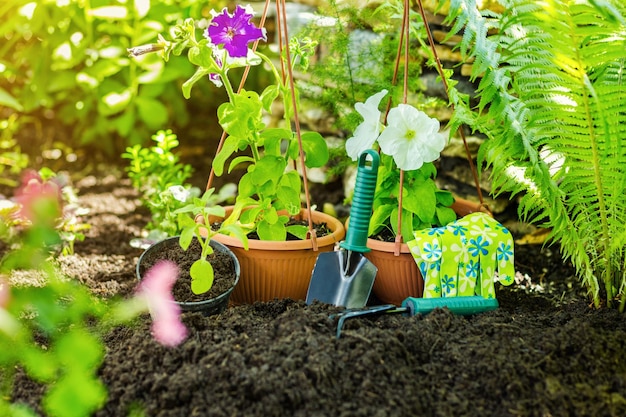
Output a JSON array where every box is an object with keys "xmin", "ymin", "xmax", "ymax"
[{"xmin": 10, "ymin": 174, "xmax": 626, "ymax": 417}]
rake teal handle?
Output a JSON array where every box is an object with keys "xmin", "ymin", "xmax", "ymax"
[
  {"xmin": 401, "ymin": 296, "xmax": 499, "ymax": 316},
  {"xmin": 340, "ymin": 149, "xmax": 379, "ymax": 253}
]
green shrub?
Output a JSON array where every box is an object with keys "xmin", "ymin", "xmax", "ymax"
[{"xmin": 0, "ymin": 0, "xmax": 206, "ymax": 154}]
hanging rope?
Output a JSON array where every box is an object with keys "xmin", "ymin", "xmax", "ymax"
[{"xmin": 276, "ymin": 0, "xmax": 318, "ymax": 250}]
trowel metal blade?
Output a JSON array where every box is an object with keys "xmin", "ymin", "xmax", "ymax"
[{"xmin": 306, "ymin": 250, "xmax": 377, "ymax": 309}]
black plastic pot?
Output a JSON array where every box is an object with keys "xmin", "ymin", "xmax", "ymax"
[{"xmin": 136, "ymin": 237, "xmax": 240, "ymax": 316}]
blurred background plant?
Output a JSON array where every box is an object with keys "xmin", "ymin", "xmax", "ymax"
[
  {"xmin": 296, "ymin": 0, "xmax": 454, "ymax": 184},
  {"xmin": 0, "ymin": 168, "xmax": 90, "ymax": 256},
  {"xmin": 0, "ymin": 114, "xmax": 29, "ymax": 188},
  {"xmin": 123, "ymin": 129, "xmax": 236, "ymax": 246},
  {"xmin": 0, "ymin": 174, "xmax": 108, "ymax": 417},
  {"xmin": 123, "ymin": 129, "xmax": 198, "ymax": 239},
  {"xmin": 0, "ymin": 150, "xmax": 186, "ymax": 417},
  {"xmin": 0, "ymin": 0, "xmax": 228, "ymax": 160}
]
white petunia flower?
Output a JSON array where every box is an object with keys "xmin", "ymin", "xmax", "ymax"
[
  {"xmin": 168, "ymin": 185, "xmax": 191, "ymax": 203},
  {"xmin": 345, "ymin": 89, "xmax": 388, "ymax": 160},
  {"xmin": 377, "ymin": 104, "xmax": 447, "ymax": 171}
]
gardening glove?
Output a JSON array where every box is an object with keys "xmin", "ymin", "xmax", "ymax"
[{"xmin": 407, "ymin": 212, "xmax": 515, "ymax": 299}]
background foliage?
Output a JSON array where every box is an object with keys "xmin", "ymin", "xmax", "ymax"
[{"xmin": 0, "ymin": 0, "xmax": 228, "ymax": 157}]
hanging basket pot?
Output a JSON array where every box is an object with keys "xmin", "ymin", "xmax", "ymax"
[
  {"xmin": 137, "ymin": 237, "xmax": 240, "ymax": 316},
  {"xmin": 366, "ymin": 198, "xmax": 489, "ymax": 306},
  {"xmin": 204, "ymin": 206, "xmax": 346, "ymax": 304}
]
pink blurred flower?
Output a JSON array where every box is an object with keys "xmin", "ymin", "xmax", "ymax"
[
  {"xmin": 137, "ymin": 260, "xmax": 188, "ymax": 347},
  {"xmin": 14, "ymin": 171, "xmax": 62, "ymax": 222}
]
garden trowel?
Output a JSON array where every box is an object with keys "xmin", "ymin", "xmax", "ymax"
[{"xmin": 306, "ymin": 149, "xmax": 379, "ymax": 309}]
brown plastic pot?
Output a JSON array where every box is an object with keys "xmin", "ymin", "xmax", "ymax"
[
  {"xmin": 366, "ymin": 198, "xmax": 489, "ymax": 306},
  {"xmin": 203, "ymin": 207, "xmax": 346, "ymax": 304}
]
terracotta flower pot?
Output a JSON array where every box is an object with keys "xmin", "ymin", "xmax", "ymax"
[
  {"xmin": 205, "ymin": 207, "xmax": 346, "ymax": 304},
  {"xmin": 367, "ymin": 198, "xmax": 489, "ymax": 306}
]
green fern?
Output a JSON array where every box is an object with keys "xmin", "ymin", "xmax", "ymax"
[{"xmin": 441, "ymin": 0, "xmax": 626, "ymax": 309}]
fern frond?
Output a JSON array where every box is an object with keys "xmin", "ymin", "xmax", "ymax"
[{"xmin": 447, "ymin": 0, "xmax": 626, "ymax": 308}]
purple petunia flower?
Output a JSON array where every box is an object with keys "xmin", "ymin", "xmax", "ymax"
[{"xmin": 206, "ymin": 4, "xmax": 266, "ymax": 58}]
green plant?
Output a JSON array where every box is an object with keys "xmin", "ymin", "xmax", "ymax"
[
  {"xmin": 0, "ymin": 172, "xmax": 187, "ymax": 417},
  {"xmin": 131, "ymin": 4, "xmax": 330, "ymax": 241},
  {"xmin": 0, "ymin": 0, "xmax": 200, "ymax": 154},
  {"xmin": 440, "ymin": 0, "xmax": 626, "ymax": 309},
  {"xmin": 123, "ymin": 129, "xmax": 198, "ymax": 237},
  {"xmin": 174, "ymin": 188, "xmax": 248, "ymax": 294},
  {"xmin": 0, "ymin": 168, "xmax": 90, "ymax": 256},
  {"xmin": 0, "ymin": 114, "xmax": 29, "ymax": 187}
]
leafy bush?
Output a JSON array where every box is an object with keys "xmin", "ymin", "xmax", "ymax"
[
  {"xmin": 123, "ymin": 129, "xmax": 197, "ymax": 237},
  {"xmin": 442, "ymin": 0, "xmax": 626, "ymax": 309},
  {"xmin": 0, "ymin": 114, "xmax": 29, "ymax": 187},
  {"xmin": 0, "ymin": 0, "xmax": 204, "ymax": 154}
]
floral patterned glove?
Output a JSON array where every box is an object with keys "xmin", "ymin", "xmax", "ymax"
[{"xmin": 407, "ymin": 212, "xmax": 515, "ymax": 299}]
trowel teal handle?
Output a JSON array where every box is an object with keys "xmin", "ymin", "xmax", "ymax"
[
  {"xmin": 340, "ymin": 150, "xmax": 379, "ymax": 253},
  {"xmin": 402, "ymin": 296, "xmax": 499, "ymax": 316}
]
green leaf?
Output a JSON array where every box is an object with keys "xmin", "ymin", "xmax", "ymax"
[
  {"xmin": 402, "ymin": 180, "xmax": 436, "ymax": 222},
  {"xmin": 219, "ymin": 224, "xmax": 250, "ymax": 250},
  {"xmin": 369, "ymin": 204, "xmax": 394, "ymax": 236},
  {"xmin": 288, "ymin": 131, "xmax": 329, "ymax": 168},
  {"xmin": 188, "ymin": 44, "xmax": 219, "ymax": 69},
  {"xmin": 21, "ymin": 346, "xmax": 57, "ymax": 383},
  {"xmin": 399, "ymin": 209, "xmax": 415, "ymax": 243},
  {"xmin": 190, "ymin": 259, "xmax": 214, "ymax": 294},
  {"xmin": 260, "ymin": 84, "xmax": 280, "ymax": 111},
  {"xmin": 228, "ymin": 156, "xmax": 255, "ymax": 173},
  {"xmin": 286, "ymin": 224, "xmax": 309, "ymax": 240},
  {"xmin": 249, "ymin": 155, "xmax": 286, "ymax": 186},
  {"xmin": 236, "ymin": 172, "xmax": 256, "ymax": 198},
  {"xmin": 435, "ymin": 190, "xmax": 455, "ymax": 207},
  {"xmin": 178, "ymin": 225, "xmax": 195, "ymax": 250},
  {"xmin": 436, "ymin": 206, "xmax": 457, "ymax": 227},
  {"xmin": 43, "ymin": 372, "xmax": 107, "ymax": 417},
  {"xmin": 218, "ymin": 91, "xmax": 263, "ymax": 138},
  {"xmin": 182, "ymin": 67, "xmax": 210, "ymax": 99},
  {"xmin": 0, "ymin": 87, "xmax": 23, "ymax": 111},
  {"xmin": 54, "ymin": 328, "xmax": 104, "ymax": 370},
  {"xmin": 135, "ymin": 97, "xmax": 168, "ymax": 130},
  {"xmin": 276, "ymin": 185, "xmax": 301, "ymax": 215},
  {"xmin": 257, "ymin": 219, "xmax": 286, "ymax": 241},
  {"xmin": 212, "ymin": 135, "xmax": 242, "ymax": 176},
  {"xmin": 260, "ymin": 128, "xmax": 292, "ymax": 156}
]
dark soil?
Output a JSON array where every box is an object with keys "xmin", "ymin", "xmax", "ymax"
[{"xmin": 10, "ymin": 174, "xmax": 626, "ymax": 417}]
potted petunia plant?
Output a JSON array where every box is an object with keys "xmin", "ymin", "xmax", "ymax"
[
  {"xmin": 345, "ymin": 89, "xmax": 458, "ymax": 243},
  {"xmin": 129, "ymin": 4, "xmax": 345, "ymax": 304},
  {"xmin": 344, "ymin": 89, "xmax": 483, "ymax": 304}
]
